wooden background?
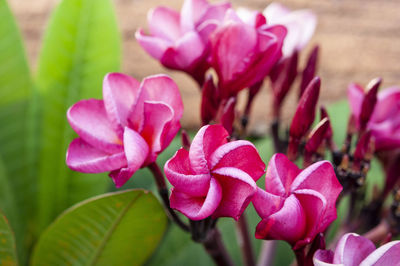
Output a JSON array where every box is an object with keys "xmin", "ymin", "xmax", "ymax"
[{"xmin": 8, "ymin": 0, "xmax": 400, "ymax": 133}]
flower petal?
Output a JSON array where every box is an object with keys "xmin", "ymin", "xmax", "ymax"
[
  {"xmin": 293, "ymin": 189, "xmax": 330, "ymax": 249},
  {"xmin": 333, "ymin": 233, "xmax": 375, "ymax": 266},
  {"xmin": 313, "ymin": 250, "xmax": 336, "ymax": 266},
  {"xmin": 360, "ymin": 240, "xmax": 400, "ymax": 266},
  {"xmin": 164, "ymin": 148, "xmax": 211, "ymax": 197},
  {"xmin": 189, "ymin": 125, "xmax": 229, "ymax": 174},
  {"xmin": 211, "ymin": 167, "xmax": 257, "ymax": 220},
  {"xmin": 109, "ymin": 167, "xmax": 135, "ymax": 188},
  {"xmin": 66, "ymin": 138, "xmax": 126, "ymax": 173},
  {"xmin": 67, "ymin": 99, "xmax": 123, "ymax": 154},
  {"xmin": 210, "ymin": 140, "xmax": 265, "ymax": 181},
  {"xmin": 211, "ymin": 21, "xmax": 257, "ymax": 88},
  {"xmin": 252, "ymin": 187, "xmax": 284, "ymax": 219},
  {"xmin": 135, "ymin": 29, "xmax": 171, "ymax": 60},
  {"xmin": 255, "ymin": 194, "xmax": 306, "ymax": 244},
  {"xmin": 236, "ymin": 7, "xmax": 266, "ymax": 28},
  {"xmin": 139, "ymin": 74, "xmax": 184, "ymax": 120},
  {"xmin": 265, "ymin": 153, "xmax": 301, "ymax": 196},
  {"xmin": 180, "ymin": 0, "xmax": 209, "ymax": 32},
  {"xmin": 148, "ymin": 7, "xmax": 181, "ymax": 41},
  {"xmin": 161, "ymin": 31, "xmax": 206, "ymax": 70},
  {"xmin": 170, "ymin": 178, "xmax": 222, "ymax": 220},
  {"xmin": 371, "ymin": 87, "xmax": 400, "ymax": 123},
  {"xmin": 290, "ymin": 160, "xmax": 342, "ymax": 202},
  {"xmin": 140, "ymin": 101, "xmax": 175, "ymax": 162},
  {"xmin": 103, "ymin": 73, "xmax": 141, "ymax": 136},
  {"xmin": 123, "ymin": 127, "xmax": 149, "ymax": 169}
]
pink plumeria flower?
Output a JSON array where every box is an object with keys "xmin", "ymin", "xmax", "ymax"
[
  {"xmin": 210, "ymin": 9, "xmax": 286, "ymax": 97},
  {"xmin": 263, "ymin": 2, "xmax": 317, "ymax": 57},
  {"xmin": 348, "ymin": 83, "xmax": 400, "ymax": 151},
  {"xmin": 252, "ymin": 153, "xmax": 342, "ymax": 250},
  {"xmin": 164, "ymin": 125, "xmax": 265, "ymax": 220},
  {"xmin": 314, "ymin": 233, "xmax": 400, "ymax": 266},
  {"xmin": 135, "ymin": 0, "xmax": 230, "ymax": 85},
  {"xmin": 66, "ymin": 73, "xmax": 183, "ymax": 188}
]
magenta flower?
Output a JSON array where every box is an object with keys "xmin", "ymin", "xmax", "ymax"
[
  {"xmin": 314, "ymin": 233, "xmax": 400, "ymax": 266},
  {"xmin": 252, "ymin": 153, "xmax": 342, "ymax": 249},
  {"xmin": 348, "ymin": 83, "xmax": 400, "ymax": 151},
  {"xmin": 135, "ymin": 0, "xmax": 230, "ymax": 85},
  {"xmin": 164, "ymin": 125, "xmax": 265, "ymax": 220},
  {"xmin": 210, "ymin": 10, "xmax": 286, "ymax": 97},
  {"xmin": 66, "ymin": 73, "xmax": 183, "ymax": 188},
  {"xmin": 263, "ymin": 2, "xmax": 317, "ymax": 57}
]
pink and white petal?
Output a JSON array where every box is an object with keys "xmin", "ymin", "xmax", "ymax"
[
  {"xmin": 255, "ymin": 194, "xmax": 306, "ymax": 244},
  {"xmin": 189, "ymin": 125, "xmax": 229, "ymax": 174},
  {"xmin": 164, "ymin": 148, "xmax": 211, "ymax": 197},
  {"xmin": 313, "ymin": 250, "xmax": 336, "ymax": 266},
  {"xmin": 170, "ymin": 178, "xmax": 222, "ymax": 220},
  {"xmin": 360, "ymin": 240, "xmax": 400, "ymax": 266},
  {"xmin": 180, "ymin": 0, "xmax": 209, "ymax": 32},
  {"xmin": 196, "ymin": 2, "xmax": 232, "ymax": 27},
  {"xmin": 290, "ymin": 160, "xmax": 342, "ymax": 201},
  {"xmin": 148, "ymin": 7, "xmax": 181, "ymax": 42},
  {"xmin": 211, "ymin": 167, "xmax": 257, "ymax": 220},
  {"xmin": 210, "ymin": 140, "xmax": 265, "ymax": 181},
  {"xmin": 371, "ymin": 87, "xmax": 400, "ymax": 123},
  {"xmin": 265, "ymin": 153, "xmax": 301, "ymax": 196},
  {"xmin": 252, "ymin": 187, "xmax": 284, "ymax": 218},
  {"xmin": 140, "ymin": 101, "xmax": 175, "ymax": 163},
  {"xmin": 333, "ymin": 233, "xmax": 375, "ymax": 266},
  {"xmin": 103, "ymin": 73, "xmax": 141, "ymax": 135},
  {"xmin": 66, "ymin": 138, "xmax": 126, "ymax": 173},
  {"xmin": 135, "ymin": 29, "xmax": 171, "ymax": 60},
  {"xmin": 109, "ymin": 167, "xmax": 135, "ymax": 188},
  {"xmin": 161, "ymin": 31, "xmax": 206, "ymax": 70},
  {"xmin": 236, "ymin": 7, "xmax": 266, "ymax": 28},
  {"xmin": 139, "ymin": 74, "xmax": 184, "ymax": 120},
  {"xmin": 263, "ymin": 3, "xmax": 291, "ymax": 23},
  {"xmin": 347, "ymin": 83, "xmax": 365, "ymax": 118},
  {"xmin": 67, "ymin": 99, "xmax": 123, "ymax": 154},
  {"xmin": 123, "ymin": 127, "xmax": 149, "ymax": 170}
]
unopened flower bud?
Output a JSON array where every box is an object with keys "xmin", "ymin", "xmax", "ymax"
[
  {"xmin": 359, "ymin": 77, "xmax": 381, "ymax": 130},
  {"xmin": 181, "ymin": 129, "xmax": 191, "ymax": 150},
  {"xmin": 299, "ymin": 45, "xmax": 319, "ymax": 98},
  {"xmin": 270, "ymin": 51, "xmax": 298, "ymax": 118}
]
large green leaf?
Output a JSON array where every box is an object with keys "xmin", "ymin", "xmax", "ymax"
[
  {"xmin": 31, "ymin": 190, "xmax": 167, "ymax": 266},
  {"xmin": 36, "ymin": 0, "xmax": 121, "ymax": 231},
  {"xmin": 0, "ymin": 211, "xmax": 18, "ymax": 266},
  {"xmin": 0, "ymin": 1, "xmax": 37, "ymax": 263}
]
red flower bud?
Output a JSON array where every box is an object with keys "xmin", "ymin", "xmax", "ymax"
[
  {"xmin": 288, "ymin": 77, "xmax": 320, "ymax": 160},
  {"xmin": 299, "ymin": 45, "xmax": 319, "ymax": 98},
  {"xmin": 270, "ymin": 51, "xmax": 298, "ymax": 118},
  {"xmin": 359, "ymin": 77, "xmax": 381, "ymax": 130},
  {"xmin": 305, "ymin": 118, "xmax": 330, "ymax": 155},
  {"xmin": 181, "ymin": 129, "xmax": 191, "ymax": 151},
  {"xmin": 220, "ymin": 97, "xmax": 236, "ymax": 135}
]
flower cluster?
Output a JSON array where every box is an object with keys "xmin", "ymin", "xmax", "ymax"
[
  {"xmin": 66, "ymin": 73, "xmax": 183, "ymax": 187},
  {"xmin": 64, "ymin": 0, "xmax": 400, "ymax": 265}
]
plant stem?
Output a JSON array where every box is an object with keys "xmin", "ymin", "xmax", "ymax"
[
  {"xmin": 148, "ymin": 162, "xmax": 190, "ymax": 232},
  {"xmin": 257, "ymin": 241, "xmax": 277, "ymax": 266},
  {"xmin": 294, "ymin": 247, "xmax": 306, "ymax": 266},
  {"xmin": 236, "ymin": 214, "xmax": 255, "ymax": 266},
  {"xmin": 203, "ymin": 228, "xmax": 235, "ymax": 266}
]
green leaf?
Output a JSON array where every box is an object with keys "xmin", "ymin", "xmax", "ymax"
[
  {"xmin": 0, "ymin": 210, "xmax": 18, "ymax": 266},
  {"xmin": 36, "ymin": 0, "xmax": 121, "ymax": 231},
  {"xmin": 31, "ymin": 190, "xmax": 167, "ymax": 266},
  {"xmin": 0, "ymin": 1, "xmax": 37, "ymax": 263}
]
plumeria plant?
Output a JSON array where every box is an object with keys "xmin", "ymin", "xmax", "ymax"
[{"xmin": 1, "ymin": 0, "xmax": 400, "ymax": 265}]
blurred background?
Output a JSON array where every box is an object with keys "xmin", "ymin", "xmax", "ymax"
[{"xmin": 8, "ymin": 0, "xmax": 400, "ymax": 132}]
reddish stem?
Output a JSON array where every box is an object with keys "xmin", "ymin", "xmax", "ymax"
[{"xmin": 236, "ymin": 214, "xmax": 255, "ymax": 266}]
